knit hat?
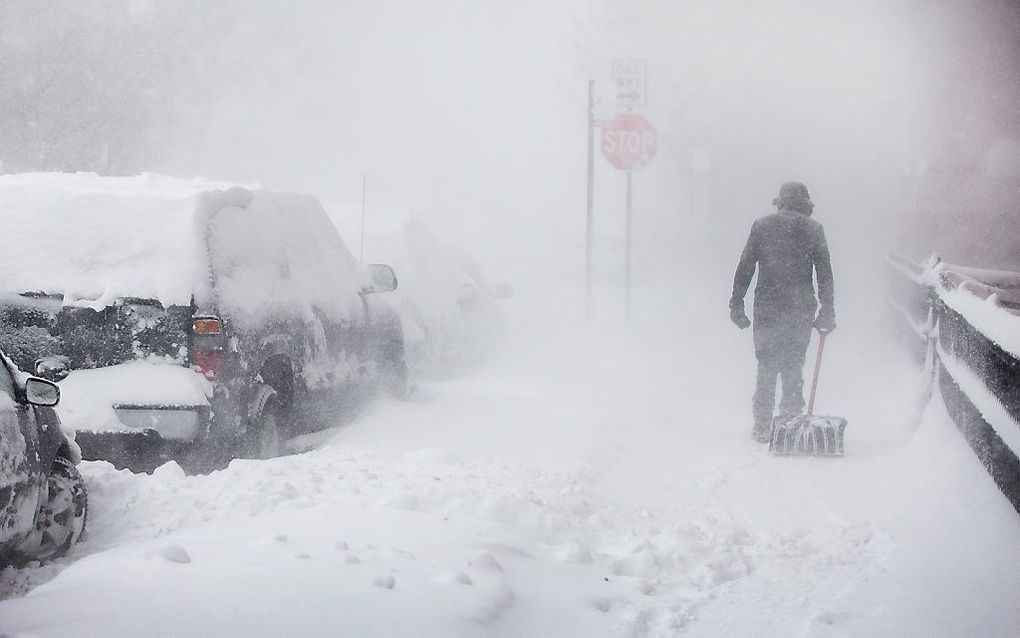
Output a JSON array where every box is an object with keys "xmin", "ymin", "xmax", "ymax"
[{"xmin": 772, "ymin": 181, "xmax": 814, "ymax": 215}]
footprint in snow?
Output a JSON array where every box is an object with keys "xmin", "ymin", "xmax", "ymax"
[
  {"xmin": 557, "ymin": 540, "xmax": 593, "ymax": 564},
  {"xmin": 812, "ymin": 609, "xmax": 848, "ymax": 626},
  {"xmin": 589, "ymin": 595, "xmax": 630, "ymax": 613},
  {"xmin": 435, "ymin": 571, "xmax": 473, "ymax": 586},
  {"xmin": 468, "ymin": 550, "xmax": 503, "ymax": 573},
  {"xmin": 591, "ymin": 597, "xmax": 612, "ymax": 613},
  {"xmin": 148, "ymin": 544, "xmax": 191, "ymax": 564},
  {"xmin": 470, "ymin": 579, "xmax": 516, "ymax": 624},
  {"xmin": 374, "ymin": 574, "xmax": 396, "ymax": 589}
]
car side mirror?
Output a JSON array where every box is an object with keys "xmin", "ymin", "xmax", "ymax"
[
  {"xmin": 361, "ymin": 264, "xmax": 398, "ymax": 294},
  {"xmin": 25, "ymin": 377, "xmax": 60, "ymax": 407}
]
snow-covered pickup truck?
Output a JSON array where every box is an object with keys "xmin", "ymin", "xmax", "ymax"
[{"xmin": 0, "ymin": 174, "xmax": 406, "ymax": 472}]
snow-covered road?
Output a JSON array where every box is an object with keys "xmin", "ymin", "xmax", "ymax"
[{"xmin": 1, "ymin": 315, "xmax": 1018, "ymax": 637}]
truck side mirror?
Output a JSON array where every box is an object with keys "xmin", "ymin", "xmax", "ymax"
[{"xmin": 361, "ymin": 264, "xmax": 398, "ymax": 294}]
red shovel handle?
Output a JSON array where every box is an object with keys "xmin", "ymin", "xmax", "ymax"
[{"xmin": 806, "ymin": 333, "xmax": 827, "ymax": 416}]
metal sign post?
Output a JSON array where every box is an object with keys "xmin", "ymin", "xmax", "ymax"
[
  {"xmin": 359, "ymin": 173, "xmax": 367, "ymax": 264},
  {"xmin": 600, "ymin": 111, "xmax": 657, "ymax": 320},
  {"xmin": 589, "ymin": 62, "xmax": 652, "ymax": 321},
  {"xmin": 586, "ymin": 80, "xmax": 595, "ymax": 321},
  {"xmin": 625, "ymin": 170, "xmax": 633, "ymax": 316}
]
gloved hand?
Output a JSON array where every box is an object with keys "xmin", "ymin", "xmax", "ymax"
[
  {"xmin": 814, "ymin": 308, "xmax": 836, "ymax": 334},
  {"xmin": 730, "ymin": 307, "xmax": 751, "ymax": 330}
]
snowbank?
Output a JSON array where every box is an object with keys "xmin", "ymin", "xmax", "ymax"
[{"xmin": 0, "ymin": 440, "xmax": 880, "ymax": 637}]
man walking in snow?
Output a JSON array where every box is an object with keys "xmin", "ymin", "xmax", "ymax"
[{"xmin": 729, "ymin": 181, "xmax": 836, "ymax": 443}]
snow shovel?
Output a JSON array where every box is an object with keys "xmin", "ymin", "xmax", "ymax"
[{"xmin": 769, "ymin": 333, "xmax": 847, "ymax": 457}]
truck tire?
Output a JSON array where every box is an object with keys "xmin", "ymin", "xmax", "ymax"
[
  {"xmin": 382, "ymin": 356, "xmax": 409, "ymax": 398},
  {"xmin": 14, "ymin": 457, "xmax": 88, "ymax": 564},
  {"xmin": 245, "ymin": 385, "xmax": 286, "ymax": 460}
]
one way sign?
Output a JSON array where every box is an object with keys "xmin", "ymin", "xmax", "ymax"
[{"xmin": 612, "ymin": 59, "xmax": 648, "ymax": 109}]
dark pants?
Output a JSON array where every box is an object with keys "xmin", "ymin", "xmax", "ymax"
[{"xmin": 752, "ymin": 308, "xmax": 813, "ymax": 432}]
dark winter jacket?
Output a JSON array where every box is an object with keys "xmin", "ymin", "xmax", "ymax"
[{"xmin": 729, "ymin": 208, "xmax": 834, "ymax": 324}]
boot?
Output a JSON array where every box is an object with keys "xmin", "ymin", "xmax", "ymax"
[{"xmin": 752, "ymin": 419, "xmax": 772, "ymax": 443}]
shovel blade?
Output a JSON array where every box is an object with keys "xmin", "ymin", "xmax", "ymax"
[{"xmin": 769, "ymin": 415, "xmax": 848, "ymax": 457}]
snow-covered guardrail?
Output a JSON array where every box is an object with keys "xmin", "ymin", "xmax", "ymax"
[{"xmin": 888, "ymin": 255, "xmax": 1020, "ymax": 516}]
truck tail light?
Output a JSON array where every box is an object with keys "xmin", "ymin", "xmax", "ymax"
[
  {"xmin": 192, "ymin": 349, "xmax": 225, "ymax": 377},
  {"xmin": 192, "ymin": 315, "xmax": 224, "ymax": 377},
  {"xmin": 193, "ymin": 317, "xmax": 222, "ymax": 335}
]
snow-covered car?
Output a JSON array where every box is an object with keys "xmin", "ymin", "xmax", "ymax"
[
  {"xmin": 0, "ymin": 351, "xmax": 87, "ymax": 568},
  {"xmin": 0, "ymin": 173, "xmax": 405, "ymax": 472},
  {"xmin": 327, "ymin": 209, "xmax": 507, "ymax": 378}
]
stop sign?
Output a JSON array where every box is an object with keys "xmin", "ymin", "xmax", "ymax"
[{"xmin": 600, "ymin": 113, "xmax": 657, "ymax": 171}]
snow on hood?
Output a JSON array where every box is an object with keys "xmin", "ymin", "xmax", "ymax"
[
  {"xmin": 0, "ymin": 172, "xmax": 255, "ymax": 309},
  {"xmin": 56, "ymin": 361, "xmax": 212, "ymax": 433}
]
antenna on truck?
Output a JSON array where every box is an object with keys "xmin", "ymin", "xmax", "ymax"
[{"xmin": 359, "ymin": 173, "xmax": 367, "ymax": 264}]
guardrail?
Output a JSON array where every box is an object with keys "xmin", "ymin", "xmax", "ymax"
[{"xmin": 888, "ymin": 255, "xmax": 1020, "ymax": 515}]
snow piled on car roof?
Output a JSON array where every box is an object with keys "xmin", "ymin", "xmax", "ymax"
[{"xmin": 0, "ymin": 172, "xmax": 255, "ymax": 308}]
